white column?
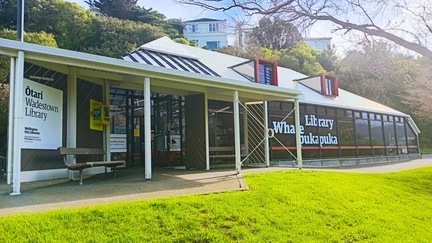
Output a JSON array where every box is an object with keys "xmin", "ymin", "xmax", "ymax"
[
  {"xmin": 243, "ymin": 104, "xmax": 249, "ymax": 166},
  {"xmin": 294, "ymin": 98, "xmax": 302, "ymax": 169},
  {"xmin": 263, "ymin": 101, "xmax": 270, "ymax": 167},
  {"xmin": 103, "ymin": 80, "xmax": 111, "ymax": 162},
  {"xmin": 204, "ymin": 92, "xmax": 210, "ymax": 170},
  {"xmin": 67, "ymin": 67, "xmax": 77, "ymax": 180},
  {"xmin": 233, "ymin": 91, "xmax": 241, "ymax": 173},
  {"xmin": 6, "ymin": 57, "xmax": 15, "ymax": 185},
  {"xmin": 144, "ymin": 77, "xmax": 152, "ymax": 179},
  {"xmin": 11, "ymin": 51, "xmax": 24, "ymax": 196}
]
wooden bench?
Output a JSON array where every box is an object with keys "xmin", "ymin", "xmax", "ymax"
[{"xmin": 58, "ymin": 147, "xmax": 125, "ymax": 185}]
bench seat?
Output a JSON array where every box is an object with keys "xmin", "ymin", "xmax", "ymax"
[{"xmin": 58, "ymin": 147, "xmax": 125, "ymax": 185}]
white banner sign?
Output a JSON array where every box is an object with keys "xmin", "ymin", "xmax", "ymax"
[
  {"xmin": 22, "ymin": 79, "xmax": 63, "ymax": 149},
  {"xmin": 110, "ymin": 134, "xmax": 127, "ymax": 153}
]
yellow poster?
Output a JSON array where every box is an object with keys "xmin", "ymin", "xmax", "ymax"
[
  {"xmin": 134, "ymin": 128, "xmax": 140, "ymax": 137},
  {"xmin": 90, "ymin": 99, "xmax": 103, "ymax": 131}
]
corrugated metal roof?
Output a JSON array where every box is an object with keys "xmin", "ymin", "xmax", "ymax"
[{"xmin": 123, "ymin": 48, "xmax": 220, "ymax": 77}]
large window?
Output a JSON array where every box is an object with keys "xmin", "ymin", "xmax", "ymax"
[
  {"xmin": 383, "ymin": 119, "xmax": 397, "ymax": 155},
  {"xmin": 206, "ymin": 41, "xmax": 221, "ymax": 50},
  {"xmin": 209, "ymin": 23, "xmax": 219, "ymax": 32},
  {"xmin": 395, "ymin": 119, "xmax": 407, "ymax": 154},
  {"xmin": 187, "ymin": 24, "xmax": 199, "ymax": 33},
  {"xmin": 406, "ymin": 122, "xmax": 418, "ymax": 154},
  {"xmin": 370, "ymin": 119, "xmax": 385, "ymax": 155}
]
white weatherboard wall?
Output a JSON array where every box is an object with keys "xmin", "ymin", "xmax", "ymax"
[
  {"xmin": 184, "ymin": 21, "xmax": 228, "ymax": 49},
  {"xmin": 22, "ymin": 79, "xmax": 63, "ymax": 149}
]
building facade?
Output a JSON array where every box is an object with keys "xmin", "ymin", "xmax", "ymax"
[
  {"xmin": 305, "ymin": 37, "xmax": 332, "ymax": 51},
  {"xmin": 0, "ymin": 36, "xmax": 420, "ymax": 195},
  {"xmin": 184, "ymin": 18, "xmax": 228, "ymax": 50}
]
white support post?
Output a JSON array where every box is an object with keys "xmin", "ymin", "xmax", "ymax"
[
  {"xmin": 11, "ymin": 51, "xmax": 24, "ymax": 196},
  {"xmin": 204, "ymin": 92, "xmax": 210, "ymax": 170},
  {"xmin": 67, "ymin": 67, "xmax": 77, "ymax": 180},
  {"xmin": 144, "ymin": 77, "xmax": 152, "ymax": 179},
  {"xmin": 263, "ymin": 101, "xmax": 270, "ymax": 167},
  {"xmin": 233, "ymin": 91, "xmax": 241, "ymax": 173},
  {"xmin": 243, "ymin": 104, "xmax": 249, "ymax": 166},
  {"xmin": 294, "ymin": 98, "xmax": 302, "ymax": 169},
  {"xmin": 6, "ymin": 57, "xmax": 15, "ymax": 185},
  {"xmin": 103, "ymin": 80, "xmax": 111, "ymax": 162}
]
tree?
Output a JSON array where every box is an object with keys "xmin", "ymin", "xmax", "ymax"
[
  {"xmin": 173, "ymin": 37, "xmax": 197, "ymax": 47},
  {"xmin": 252, "ymin": 17, "xmax": 303, "ymax": 50},
  {"xmin": 0, "ymin": 83, "xmax": 9, "ymax": 155},
  {"xmin": 0, "ymin": 0, "xmax": 92, "ymax": 51},
  {"xmin": 83, "ymin": 16, "xmax": 166, "ymax": 58},
  {"xmin": 0, "ymin": 30, "xmax": 58, "ymax": 155},
  {"xmin": 338, "ymin": 42, "xmax": 414, "ymax": 112},
  {"xmin": 177, "ymin": 0, "xmax": 432, "ymax": 60},
  {"xmin": 277, "ymin": 41, "xmax": 326, "ymax": 76},
  {"xmin": 167, "ymin": 18, "xmax": 186, "ymax": 35},
  {"xmin": 85, "ymin": 0, "xmax": 138, "ymax": 19}
]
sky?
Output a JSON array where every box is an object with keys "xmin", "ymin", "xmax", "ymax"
[{"xmin": 68, "ymin": 0, "xmax": 358, "ymax": 55}]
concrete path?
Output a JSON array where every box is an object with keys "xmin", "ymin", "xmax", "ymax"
[{"xmin": 1, "ymin": 158, "xmax": 431, "ymax": 216}]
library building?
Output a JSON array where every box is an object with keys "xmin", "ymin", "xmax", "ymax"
[{"xmin": 0, "ymin": 36, "xmax": 420, "ymax": 195}]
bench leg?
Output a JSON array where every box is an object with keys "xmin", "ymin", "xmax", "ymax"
[{"xmin": 79, "ymin": 169, "xmax": 83, "ymax": 185}]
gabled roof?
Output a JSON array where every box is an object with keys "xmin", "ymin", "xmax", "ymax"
[
  {"xmin": 186, "ymin": 18, "xmax": 226, "ymax": 23},
  {"xmin": 128, "ymin": 37, "xmax": 411, "ymax": 118}
]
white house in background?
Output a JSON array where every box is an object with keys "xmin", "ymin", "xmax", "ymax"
[
  {"xmin": 184, "ymin": 18, "xmax": 228, "ymax": 50},
  {"xmin": 234, "ymin": 27, "xmax": 253, "ymax": 48},
  {"xmin": 305, "ymin": 37, "xmax": 332, "ymax": 51}
]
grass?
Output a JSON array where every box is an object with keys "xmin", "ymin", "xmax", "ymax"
[
  {"xmin": 421, "ymin": 147, "xmax": 432, "ymax": 154},
  {"xmin": 1, "ymin": 168, "xmax": 432, "ymax": 242}
]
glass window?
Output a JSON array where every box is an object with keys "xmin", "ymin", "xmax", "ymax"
[
  {"xmin": 327, "ymin": 108, "xmax": 335, "ymax": 116},
  {"xmin": 269, "ymin": 101, "xmax": 281, "ymax": 111},
  {"xmin": 406, "ymin": 124, "xmax": 418, "ymax": 154},
  {"xmin": 317, "ymin": 107, "xmax": 326, "ymax": 115},
  {"xmin": 206, "ymin": 41, "xmax": 221, "ymax": 50},
  {"xmin": 383, "ymin": 121, "xmax": 397, "ymax": 155},
  {"xmin": 318, "ymin": 114, "xmax": 338, "ymax": 157},
  {"xmin": 383, "ymin": 115, "xmax": 388, "ymax": 121},
  {"xmin": 354, "ymin": 112, "xmax": 361, "ymax": 118},
  {"xmin": 337, "ymin": 109, "xmax": 344, "ymax": 117},
  {"xmin": 209, "ymin": 23, "xmax": 219, "ymax": 32},
  {"xmin": 355, "ymin": 119, "xmax": 370, "ymax": 146},
  {"xmin": 362, "ymin": 112, "xmax": 368, "ymax": 119},
  {"xmin": 338, "ymin": 119, "xmax": 355, "ymax": 146},
  {"xmin": 301, "ymin": 113, "xmax": 318, "ymax": 149},
  {"xmin": 345, "ymin": 110, "xmax": 353, "ymax": 118},
  {"xmin": 306, "ymin": 105, "xmax": 316, "ymax": 114},
  {"xmin": 370, "ymin": 120, "xmax": 384, "ymax": 146},
  {"xmin": 355, "ymin": 119, "xmax": 372, "ymax": 156},
  {"xmin": 396, "ymin": 122, "xmax": 407, "ymax": 149},
  {"xmin": 281, "ymin": 102, "xmax": 293, "ymax": 111},
  {"xmin": 376, "ymin": 114, "xmax": 381, "ymax": 120},
  {"xmin": 369, "ymin": 113, "xmax": 375, "ymax": 120}
]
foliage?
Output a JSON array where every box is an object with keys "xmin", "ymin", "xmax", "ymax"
[
  {"xmin": 0, "ymin": 30, "xmax": 57, "ymax": 84},
  {"xmin": 0, "ymin": 84, "xmax": 8, "ymax": 155},
  {"xmin": 0, "ymin": 0, "xmax": 92, "ymax": 51},
  {"xmin": 173, "ymin": 37, "xmax": 197, "ymax": 47},
  {"xmin": 277, "ymin": 41, "xmax": 326, "ymax": 76},
  {"xmin": 178, "ymin": 0, "xmax": 432, "ymax": 60},
  {"xmin": 83, "ymin": 17, "xmax": 166, "ymax": 58},
  {"xmin": 338, "ymin": 42, "xmax": 415, "ymax": 113},
  {"xmin": 252, "ymin": 17, "xmax": 303, "ymax": 50},
  {"xmin": 85, "ymin": 0, "xmax": 138, "ymax": 19},
  {"xmin": 1, "ymin": 168, "xmax": 432, "ymax": 241}
]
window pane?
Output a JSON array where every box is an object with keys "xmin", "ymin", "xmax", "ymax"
[
  {"xmin": 396, "ymin": 122, "xmax": 407, "ymax": 153},
  {"xmin": 338, "ymin": 119, "xmax": 355, "ymax": 146},
  {"xmin": 406, "ymin": 124, "xmax": 418, "ymax": 154},
  {"xmin": 383, "ymin": 122, "xmax": 397, "ymax": 155},
  {"xmin": 355, "ymin": 119, "xmax": 372, "ymax": 156},
  {"xmin": 370, "ymin": 120, "xmax": 384, "ymax": 146}
]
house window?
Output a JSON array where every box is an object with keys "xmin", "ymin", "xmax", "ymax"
[
  {"xmin": 321, "ymin": 74, "xmax": 339, "ymax": 97},
  {"xmin": 209, "ymin": 23, "xmax": 219, "ymax": 32},
  {"xmin": 187, "ymin": 24, "xmax": 199, "ymax": 33},
  {"xmin": 206, "ymin": 41, "xmax": 221, "ymax": 50},
  {"xmin": 190, "ymin": 40, "xmax": 199, "ymax": 46}
]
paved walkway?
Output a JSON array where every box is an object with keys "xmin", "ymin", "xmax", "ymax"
[{"xmin": 1, "ymin": 158, "xmax": 431, "ymax": 215}]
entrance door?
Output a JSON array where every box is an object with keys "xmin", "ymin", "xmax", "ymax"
[{"xmin": 153, "ymin": 95, "xmax": 184, "ymax": 167}]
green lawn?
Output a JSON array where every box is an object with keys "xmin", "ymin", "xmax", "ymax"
[
  {"xmin": 421, "ymin": 147, "xmax": 432, "ymax": 154},
  {"xmin": 1, "ymin": 168, "xmax": 432, "ymax": 242}
]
